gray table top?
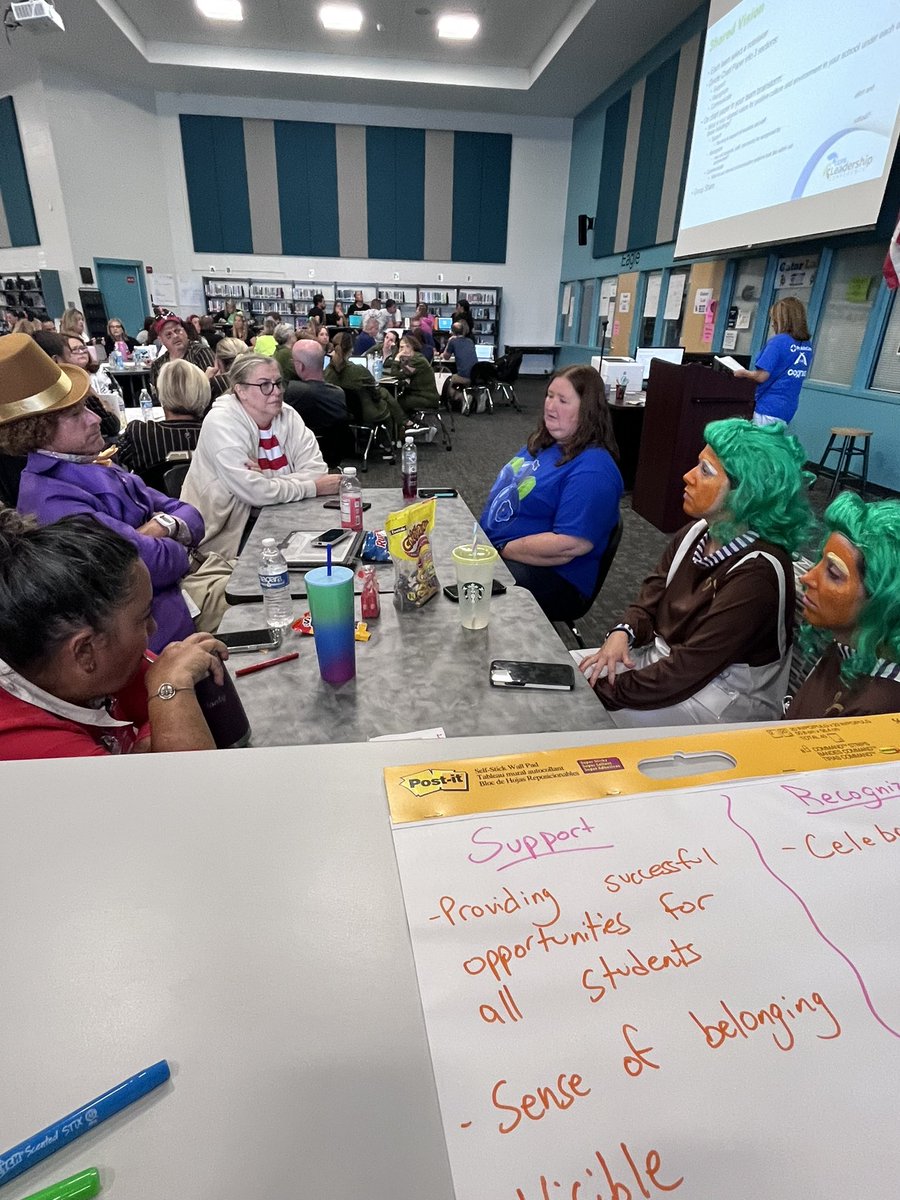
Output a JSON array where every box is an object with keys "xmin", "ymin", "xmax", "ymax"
[
  {"xmin": 226, "ymin": 489, "xmax": 512, "ymax": 602},
  {"xmin": 219, "ymin": 583, "xmax": 612, "ymax": 745}
]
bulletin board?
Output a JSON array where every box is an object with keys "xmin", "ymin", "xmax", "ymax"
[{"xmin": 386, "ymin": 716, "xmax": 900, "ymax": 1199}]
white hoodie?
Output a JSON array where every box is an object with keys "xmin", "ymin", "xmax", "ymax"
[{"xmin": 182, "ymin": 392, "xmax": 327, "ymax": 559}]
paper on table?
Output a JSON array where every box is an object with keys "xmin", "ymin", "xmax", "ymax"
[
  {"xmin": 389, "ymin": 761, "xmax": 900, "ymax": 1200},
  {"xmin": 715, "ymin": 354, "xmax": 743, "ymax": 373},
  {"xmin": 369, "ymin": 727, "xmax": 447, "ymax": 742}
]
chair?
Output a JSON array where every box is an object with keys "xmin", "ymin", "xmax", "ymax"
[
  {"xmin": 815, "ymin": 427, "xmax": 873, "ymax": 500},
  {"xmin": 163, "ymin": 462, "xmax": 190, "ymax": 498},
  {"xmin": 491, "ymin": 351, "xmax": 523, "ymax": 412},
  {"xmin": 343, "ymin": 388, "xmax": 395, "ymax": 472},
  {"xmin": 560, "ymin": 515, "xmax": 624, "ymax": 648},
  {"xmin": 461, "ymin": 362, "xmax": 498, "ymax": 416},
  {"xmin": 406, "ymin": 407, "xmax": 453, "ymax": 452}
]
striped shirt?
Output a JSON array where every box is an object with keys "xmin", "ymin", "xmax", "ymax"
[
  {"xmin": 692, "ymin": 529, "xmax": 758, "ymax": 568},
  {"xmin": 836, "ymin": 643, "xmax": 900, "ymax": 682},
  {"xmin": 117, "ymin": 417, "xmax": 203, "ymax": 487},
  {"xmin": 257, "ymin": 427, "xmax": 290, "ymax": 474}
]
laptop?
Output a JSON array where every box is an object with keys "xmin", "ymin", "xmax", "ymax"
[
  {"xmin": 475, "ymin": 344, "xmax": 495, "ymax": 361},
  {"xmin": 348, "ymin": 314, "xmax": 363, "ymax": 329},
  {"xmin": 634, "ymin": 346, "xmax": 685, "ymax": 385},
  {"xmin": 437, "ymin": 317, "xmax": 453, "ymax": 332}
]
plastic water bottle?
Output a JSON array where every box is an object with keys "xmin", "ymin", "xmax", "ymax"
[
  {"xmin": 372, "ymin": 352, "xmax": 383, "ymax": 382},
  {"xmin": 339, "ymin": 466, "xmax": 363, "ymax": 531},
  {"xmin": 258, "ymin": 537, "xmax": 293, "ymax": 629},
  {"xmin": 139, "ymin": 387, "xmax": 154, "ymax": 422},
  {"xmin": 109, "ymin": 349, "xmax": 122, "ymax": 370},
  {"xmin": 401, "ymin": 434, "xmax": 418, "ymax": 502}
]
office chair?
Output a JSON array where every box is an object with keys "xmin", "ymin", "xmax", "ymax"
[
  {"xmin": 560, "ymin": 515, "xmax": 624, "ymax": 648},
  {"xmin": 163, "ymin": 462, "xmax": 191, "ymax": 498},
  {"xmin": 492, "ymin": 351, "xmax": 523, "ymax": 412},
  {"xmin": 343, "ymin": 389, "xmax": 395, "ymax": 471},
  {"xmin": 461, "ymin": 362, "xmax": 498, "ymax": 416}
]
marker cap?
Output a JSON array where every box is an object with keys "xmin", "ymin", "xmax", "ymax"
[{"xmin": 20, "ymin": 1167, "xmax": 101, "ymax": 1200}]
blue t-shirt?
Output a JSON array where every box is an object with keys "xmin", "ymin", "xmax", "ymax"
[
  {"xmin": 448, "ymin": 336, "xmax": 478, "ymax": 377},
  {"xmin": 352, "ymin": 332, "xmax": 375, "ymax": 356},
  {"xmin": 753, "ymin": 332, "xmax": 814, "ymax": 422},
  {"xmin": 480, "ymin": 444, "xmax": 623, "ymax": 597}
]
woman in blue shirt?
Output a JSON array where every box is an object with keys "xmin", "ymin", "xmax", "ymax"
[
  {"xmin": 734, "ymin": 297, "xmax": 813, "ymax": 425},
  {"xmin": 480, "ymin": 365, "xmax": 623, "ymax": 620}
]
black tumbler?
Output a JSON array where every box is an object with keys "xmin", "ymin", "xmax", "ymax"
[{"xmin": 193, "ymin": 661, "xmax": 251, "ymax": 748}]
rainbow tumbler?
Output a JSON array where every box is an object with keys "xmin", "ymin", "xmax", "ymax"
[{"xmin": 305, "ymin": 565, "xmax": 356, "ymax": 685}]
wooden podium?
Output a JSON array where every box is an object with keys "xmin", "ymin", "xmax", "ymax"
[{"xmin": 631, "ymin": 360, "xmax": 756, "ymax": 533}]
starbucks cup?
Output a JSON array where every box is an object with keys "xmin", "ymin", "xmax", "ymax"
[{"xmin": 451, "ymin": 543, "xmax": 499, "ymax": 630}]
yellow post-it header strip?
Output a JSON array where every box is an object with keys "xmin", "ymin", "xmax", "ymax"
[{"xmin": 384, "ymin": 714, "xmax": 900, "ymax": 824}]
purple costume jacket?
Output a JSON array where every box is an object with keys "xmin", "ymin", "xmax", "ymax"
[{"xmin": 17, "ymin": 454, "xmax": 205, "ymax": 653}]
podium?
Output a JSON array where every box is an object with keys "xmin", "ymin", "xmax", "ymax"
[{"xmin": 631, "ymin": 360, "xmax": 756, "ymax": 533}]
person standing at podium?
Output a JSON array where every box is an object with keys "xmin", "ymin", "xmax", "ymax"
[
  {"xmin": 732, "ymin": 297, "xmax": 813, "ymax": 426},
  {"xmin": 578, "ymin": 419, "xmax": 812, "ymax": 726}
]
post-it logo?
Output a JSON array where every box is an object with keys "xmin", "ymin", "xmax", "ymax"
[{"xmin": 400, "ymin": 768, "xmax": 469, "ymax": 798}]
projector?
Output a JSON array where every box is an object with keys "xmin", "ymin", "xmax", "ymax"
[{"xmin": 10, "ymin": 1, "xmax": 65, "ymax": 33}]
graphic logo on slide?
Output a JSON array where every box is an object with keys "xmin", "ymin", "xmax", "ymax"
[{"xmin": 792, "ymin": 127, "xmax": 887, "ymax": 199}]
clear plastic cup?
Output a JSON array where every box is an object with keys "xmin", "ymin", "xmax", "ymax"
[{"xmin": 451, "ymin": 543, "xmax": 499, "ymax": 630}]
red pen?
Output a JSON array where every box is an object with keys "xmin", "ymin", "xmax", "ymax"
[{"xmin": 235, "ymin": 651, "xmax": 299, "ymax": 678}]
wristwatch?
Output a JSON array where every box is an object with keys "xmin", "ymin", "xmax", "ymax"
[
  {"xmin": 153, "ymin": 512, "xmax": 178, "ymax": 536},
  {"xmin": 152, "ymin": 682, "xmax": 193, "ymax": 701}
]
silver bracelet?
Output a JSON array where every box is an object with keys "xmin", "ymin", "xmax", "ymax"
[{"xmin": 607, "ymin": 623, "xmax": 636, "ymax": 647}]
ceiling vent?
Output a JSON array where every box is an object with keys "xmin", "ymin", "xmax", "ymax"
[{"xmin": 9, "ymin": 1, "xmax": 65, "ymax": 33}]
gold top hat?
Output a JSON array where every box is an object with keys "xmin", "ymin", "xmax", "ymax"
[{"xmin": 0, "ymin": 333, "xmax": 91, "ymax": 426}]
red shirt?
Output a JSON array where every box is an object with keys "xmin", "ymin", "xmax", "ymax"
[{"xmin": 0, "ymin": 660, "xmax": 151, "ymax": 760}]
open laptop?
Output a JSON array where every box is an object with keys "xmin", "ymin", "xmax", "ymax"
[
  {"xmin": 348, "ymin": 314, "xmax": 363, "ymax": 329},
  {"xmin": 437, "ymin": 317, "xmax": 453, "ymax": 332},
  {"xmin": 475, "ymin": 344, "xmax": 495, "ymax": 361}
]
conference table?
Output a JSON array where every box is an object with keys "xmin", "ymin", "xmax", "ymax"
[{"xmin": 225, "ymin": 489, "xmax": 514, "ymax": 602}]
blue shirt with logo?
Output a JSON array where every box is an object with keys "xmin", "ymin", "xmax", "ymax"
[
  {"xmin": 480, "ymin": 443, "xmax": 622, "ymax": 597},
  {"xmin": 753, "ymin": 332, "xmax": 814, "ymax": 422}
]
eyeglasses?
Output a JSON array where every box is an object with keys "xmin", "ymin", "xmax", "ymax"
[
  {"xmin": 68, "ymin": 344, "xmax": 90, "ymax": 355},
  {"xmin": 243, "ymin": 379, "xmax": 285, "ymax": 396}
]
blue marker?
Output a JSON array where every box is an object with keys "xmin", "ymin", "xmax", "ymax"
[{"xmin": 0, "ymin": 1061, "xmax": 170, "ymax": 1189}]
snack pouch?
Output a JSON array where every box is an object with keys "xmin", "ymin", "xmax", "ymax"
[{"xmin": 384, "ymin": 498, "xmax": 440, "ymax": 609}]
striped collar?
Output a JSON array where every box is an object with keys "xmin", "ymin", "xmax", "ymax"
[
  {"xmin": 692, "ymin": 528, "xmax": 759, "ymax": 568},
  {"xmin": 836, "ymin": 642, "xmax": 900, "ymax": 682}
]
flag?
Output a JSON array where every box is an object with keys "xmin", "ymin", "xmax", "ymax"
[{"xmin": 885, "ymin": 210, "xmax": 900, "ymax": 291}]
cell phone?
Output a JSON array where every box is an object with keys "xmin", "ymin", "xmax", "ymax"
[
  {"xmin": 419, "ymin": 488, "xmax": 459, "ymax": 499},
  {"xmin": 312, "ymin": 528, "xmax": 350, "ymax": 548},
  {"xmin": 323, "ymin": 498, "xmax": 372, "ymax": 511},
  {"xmin": 443, "ymin": 581, "xmax": 507, "ymax": 601},
  {"xmin": 490, "ymin": 660, "xmax": 575, "ymax": 691},
  {"xmin": 218, "ymin": 628, "xmax": 282, "ymax": 653}
]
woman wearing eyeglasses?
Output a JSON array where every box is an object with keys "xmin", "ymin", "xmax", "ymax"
[{"xmin": 181, "ymin": 352, "xmax": 340, "ymax": 558}]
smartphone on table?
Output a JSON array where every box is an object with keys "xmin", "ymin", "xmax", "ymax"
[
  {"xmin": 218, "ymin": 628, "xmax": 283, "ymax": 653},
  {"xmin": 419, "ymin": 488, "xmax": 459, "ymax": 499},
  {"xmin": 444, "ymin": 581, "xmax": 507, "ymax": 601},
  {"xmin": 489, "ymin": 660, "xmax": 575, "ymax": 691},
  {"xmin": 323, "ymin": 498, "xmax": 371, "ymax": 511},
  {"xmin": 312, "ymin": 528, "xmax": 350, "ymax": 548}
]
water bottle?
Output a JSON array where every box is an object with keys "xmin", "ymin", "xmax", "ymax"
[
  {"xmin": 110, "ymin": 349, "xmax": 122, "ymax": 370},
  {"xmin": 258, "ymin": 537, "xmax": 293, "ymax": 629},
  {"xmin": 139, "ymin": 387, "xmax": 154, "ymax": 422},
  {"xmin": 339, "ymin": 466, "xmax": 363, "ymax": 531},
  {"xmin": 372, "ymin": 352, "xmax": 383, "ymax": 382},
  {"xmin": 401, "ymin": 434, "xmax": 418, "ymax": 502}
]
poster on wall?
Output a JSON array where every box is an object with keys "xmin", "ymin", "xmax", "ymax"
[
  {"xmin": 693, "ymin": 287, "xmax": 713, "ymax": 315},
  {"xmin": 149, "ymin": 273, "xmax": 177, "ymax": 307},
  {"xmin": 644, "ymin": 274, "xmax": 662, "ymax": 320},
  {"xmin": 664, "ymin": 275, "xmax": 686, "ymax": 321}
]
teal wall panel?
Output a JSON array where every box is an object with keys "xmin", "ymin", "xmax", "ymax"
[
  {"xmin": 0, "ymin": 96, "xmax": 39, "ymax": 247},
  {"xmin": 275, "ymin": 121, "xmax": 339, "ymax": 257}
]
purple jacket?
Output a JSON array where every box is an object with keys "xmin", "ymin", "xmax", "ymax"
[{"xmin": 18, "ymin": 454, "xmax": 205, "ymax": 653}]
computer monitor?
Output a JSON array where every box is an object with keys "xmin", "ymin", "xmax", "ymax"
[
  {"xmin": 475, "ymin": 344, "xmax": 495, "ymax": 361},
  {"xmin": 634, "ymin": 346, "xmax": 685, "ymax": 384},
  {"xmin": 348, "ymin": 313, "xmax": 363, "ymax": 329},
  {"xmin": 437, "ymin": 317, "xmax": 453, "ymax": 332}
]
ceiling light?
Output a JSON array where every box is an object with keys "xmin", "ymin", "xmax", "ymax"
[
  {"xmin": 437, "ymin": 12, "xmax": 479, "ymax": 39},
  {"xmin": 320, "ymin": 4, "xmax": 363, "ymax": 31},
  {"xmin": 196, "ymin": 0, "xmax": 243, "ymax": 20}
]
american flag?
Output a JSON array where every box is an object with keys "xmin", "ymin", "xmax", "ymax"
[{"xmin": 885, "ymin": 210, "xmax": 900, "ymax": 291}]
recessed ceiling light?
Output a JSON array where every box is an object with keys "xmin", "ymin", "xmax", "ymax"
[
  {"xmin": 437, "ymin": 12, "xmax": 479, "ymax": 39},
  {"xmin": 320, "ymin": 3, "xmax": 363, "ymax": 31},
  {"xmin": 196, "ymin": 0, "xmax": 243, "ymax": 20}
]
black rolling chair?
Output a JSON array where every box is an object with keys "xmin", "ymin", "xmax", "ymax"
[
  {"xmin": 163, "ymin": 461, "xmax": 191, "ymax": 498},
  {"xmin": 461, "ymin": 361, "xmax": 499, "ymax": 415},
  {"xmin": 343, "ymin": 388, "xmax": 395, "ymax": 471},
  {"xmin": 560, "ymin": 515, "xmax": 624, "ymax": 648},
  {"xmin": 492, "ymin": 351, "xmax": 523, "ymax": 412}
]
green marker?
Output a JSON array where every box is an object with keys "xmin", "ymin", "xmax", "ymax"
[{"xmin": 19, "ymin": 1168, "xmax": 101, "ymax": 1200}]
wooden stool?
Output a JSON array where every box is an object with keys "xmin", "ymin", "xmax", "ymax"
[{"xmin": 816, "ymin": 427, "xmax": 872, "ymax": 500}]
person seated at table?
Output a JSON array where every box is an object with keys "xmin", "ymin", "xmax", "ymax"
[
  {"xmin": 149, "ymin": 315, "xmax": 215, "ymax": 396},
  {"xmin": 181, "ymin": 352, "xmax": 340, "ymax": 559},
  {"xmin": 414, "ymin": 302, "xmax": 436, "ymax": 335},
  {"xmin": 0, "ymin": 509, "xmax": 228, "ymax": 759},
  {"xmin": 307, "ymin": 294, "xmax": 327, "ymax": 324},
  {"xmin": 252, "ymin": 316, "xmax": 278, "ymax": 356},
  {"xmin": 31, "ymin": 331, "xmax": 121, "ymax": 440},
  {"xmin": 117, "ymin": 360, "xmax": 209, "ymax": 491},
  {"xmin": 325, "ymin": 333, "xmax": 405, "ymax": 444},
  {"xmin": 787, "ymin": 493, "xmax": 900, "ymax": 719},
  {"xmin": 579, "ymin": 418, "xmax": 812, "ymax": 727},
  {"xmin": 231, "ymin": 311, "xmax": 250, "ymax": 344},
  {"xmin": 353, "ymin": 315, "xmax": 381, "ymax": 357},
  {"xmin": 327, "ymin": 300, "xmax": 348, "ymax": 327},
  {"xmin": 443, "ymin": 321, "xmax": 479, "ymax": 405},
  {"xmin": 347, "ymin": 291, "xmax": 369, "ymax": 317},
  {"xmin": 199, "ymin": 315, "xmax": 223, "ymax": 352},
  {"xmin": 285, "ymin": 340, "xmax": 352, "ymax": 468},
  {"xmin": 102, "ymin": 317, "xmax": 137, "ymax": 357},
  {"xmin": 62, "ymin": 335, "xmax": 121, "ymax": 403},
  {"xmin": 0, "ymin": 334, "xmax": 207, "ymax": 652},
  {"xmin": 480, "ymin": 365, "xmax": 623, "ymax": 622},
  {"xmin": 409, "ymin": 315, "xmax": 435, "ymax": 362},
  {"xmin": 60, "ymin": 307, "xmax": 88, "ymax": 344},
  {"xmin": 383, "ymin": 332, "xmax": 440, "ymax": 422},
  {"xmin": 206, "ymin": 335, "xmax": 249, "ymax": 402},
  {"xmin": 273, "ymin": 323, "xmax": 297, "ymax": 383}
]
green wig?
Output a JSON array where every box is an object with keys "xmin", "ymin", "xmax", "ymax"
[
  {"xmin": 704, "ymin": 418, "xmax": 814, "ymax": 554},
  {"xmin": 799, "ymin": 492, "xmax": 900, "ymax": 682}
]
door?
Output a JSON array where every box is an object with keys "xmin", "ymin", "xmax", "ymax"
[{"xmin": 93, "ymin": 259, "xmax": 149, "ymax": 339}]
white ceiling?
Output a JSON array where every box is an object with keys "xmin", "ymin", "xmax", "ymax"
[{"xmin": 5, "ymin": 0, "xmax": 701, "ymax": 117}]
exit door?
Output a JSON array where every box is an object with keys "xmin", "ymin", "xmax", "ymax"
[{"xmin": 94, "ymin": 258, "xmax": 149, "ymax": 339}]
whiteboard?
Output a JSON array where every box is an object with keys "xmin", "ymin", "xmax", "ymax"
[{"xmin": 391, "ymin": 762, "xmax": 900, "ymax": 1198}]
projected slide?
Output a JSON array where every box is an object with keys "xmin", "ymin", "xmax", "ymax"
[{"xmin": 676, "ymin": 0, "xmax": 900, "ymax": 257}]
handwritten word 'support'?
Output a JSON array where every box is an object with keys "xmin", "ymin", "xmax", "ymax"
[{"xmin": 468, "ymin": 816, "xmax": 612, "ymax": 871}]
